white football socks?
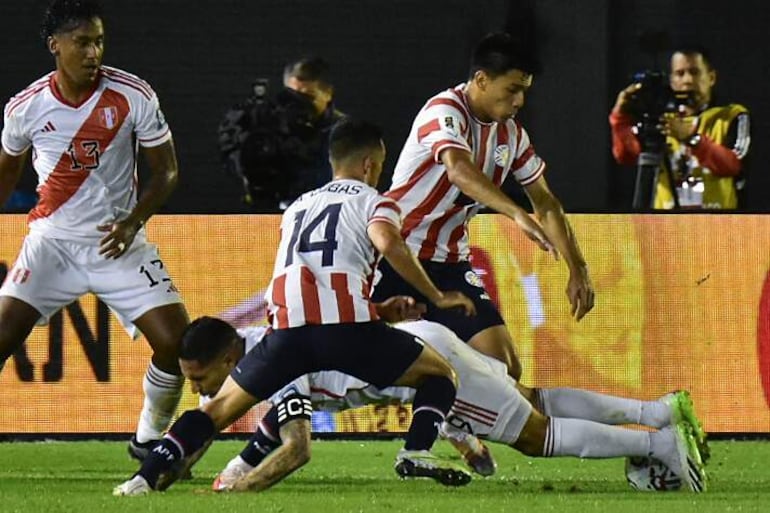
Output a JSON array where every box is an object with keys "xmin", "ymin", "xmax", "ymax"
[
  {"xmin": 545, "ymin": 417, "xmax": 650, "ymax": 458},
  {"xmin": 135, "ymin": 362, "xmax": 184, "ymax": 443},
  {"xmin": 537, "ymin": 387, "xmax": 670, "ymax": 428}
]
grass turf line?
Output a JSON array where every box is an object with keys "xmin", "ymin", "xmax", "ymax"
[{"xmin": 0, "ymin": 439, "xmax": 767, "ymax": 513}]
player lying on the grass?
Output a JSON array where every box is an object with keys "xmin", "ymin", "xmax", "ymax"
[
  {"xmin": 113, "ymin": 118, "xmax": 481, "ymax": 497},
  {"xmin": 166, "ymin": 307, "xmax": 707, "ymax": 493}
]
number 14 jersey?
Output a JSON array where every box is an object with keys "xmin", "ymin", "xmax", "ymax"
[{"xmin": 267, "ymin": 179, "xmax": 401, "ymax": 329}]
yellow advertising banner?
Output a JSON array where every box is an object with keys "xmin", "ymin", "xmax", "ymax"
[{"xmin": 0, "ymin": 214, "xmax": 768, "ymax": 434}]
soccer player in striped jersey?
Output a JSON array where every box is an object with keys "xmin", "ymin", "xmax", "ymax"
[
  {"xmin": 0, "ymin": 0, "xmax": 189, "ymax": 458},
  {"xmin": 371, "ymin": 33, "xmax": 595, "ymax": 383},
  {"xmin": 148, "ymin": 311, "xmax": 706, "ymax": 493},
  {"xmin": 114, "ymin": 118, "xmax": 480, "ymax": 496}
]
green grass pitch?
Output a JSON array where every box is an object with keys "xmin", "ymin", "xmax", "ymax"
[{"xmin": 0, "ymin": 439, "xmax": 767, "ymax": 513}]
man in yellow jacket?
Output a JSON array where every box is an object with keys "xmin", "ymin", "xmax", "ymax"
[{"xmin": 610, "ymin": 46, "xmax": 750, "ymax": 209}]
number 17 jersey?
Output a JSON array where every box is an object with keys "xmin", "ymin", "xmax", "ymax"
[{"xmin": 267, "ymin": 179, "xmax": 402, "ymax": 329}]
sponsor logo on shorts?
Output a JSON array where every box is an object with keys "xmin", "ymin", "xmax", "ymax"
[{"xmin": 464, "ymin": 270, "xmax": 483, "ymax": 288}]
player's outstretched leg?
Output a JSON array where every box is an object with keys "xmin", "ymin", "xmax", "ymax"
[
  {"xmin": 532, "ymin": 386, "xmax": 672, "ymax": 428},
  {"xmin": 513, "ymin": 410, "xmax": 707, "ymax": 492},
  {"xmin": 531, "ymin": 385, "xmax": 709, "ymax": 464}
]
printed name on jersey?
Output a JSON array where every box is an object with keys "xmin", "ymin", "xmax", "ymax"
[
  {"xmin": 464, "ymin": 270, "xmax": 484, "ymax": 288},
  {"xmin": 323, "ymin": 182, "xmax": 363, "ymax": 195},
  {"xmin": 494, "ymin": 145, "xmax": 511, "ymax": 167},
  {"xmin": 440, "ymin": 115, "xmax": 460, "ymax": 137},
  {"xmin": 276, "ymin": 394, "xmax": 313, "ymax": 425}
]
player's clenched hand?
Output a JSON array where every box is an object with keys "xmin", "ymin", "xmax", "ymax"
[
  {"xmin": 434, "ymin": 291, "xmax": 476, "ymax": 316},
  {"xmin": 566, "ymin": 267, "xmax": 594, "ymax": 321},
  {"xmin": 375, "ymin": 296, "xmax": 427, "ymax": 323},
  {"xmin": 514, "ymin": 212, "xmax": 559, "ymax": 261},
  {"xmin": 97, "ymin": 218, "xmax": 140, "ymax": 259}
]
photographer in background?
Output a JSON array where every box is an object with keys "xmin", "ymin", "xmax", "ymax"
[
  {"xmin": 609, "ymin": 46, "xmax": 750, "ymax": 210},
  {"xmin": 218, "ymin": 56, "xmax": 344, "ymax": 212}
]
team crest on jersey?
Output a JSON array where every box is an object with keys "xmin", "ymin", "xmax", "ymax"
[
  {"xmin": 98, "ymin": 106, "xmax": 118, "ymax": 129},
  {"xmin": 441, "ymin": 115, "xmax": 459, "ymax": 137},
  {"xmin": 494, "ymin": 145, "xmax": 510, "ymax": 167},
  {"xmin": 464, "ymin": 270, "xmax": 483, "ymax": 288}
]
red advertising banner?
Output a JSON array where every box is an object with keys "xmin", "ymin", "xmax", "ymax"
[{"xmin": 0, "ymin": 214, "xmax": 768, "ymax": 433}]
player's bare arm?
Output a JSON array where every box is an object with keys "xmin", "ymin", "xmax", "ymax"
[
  {"xmin": 441, "ymin": 147, "xmax": 557, "ymax": 258},
  {"xmin": 523, "ymin": 176, "xmax": 594, "ymax": 321},
  {"xmin": 367, "ymin": 220, "xmax": 476, "ymax": 316},
  {"xmin": 229, "ymin": 418, "xmax": 312, "ymax": 492},
  {"xmin": 97, "ymin": 139, "xmax": 179, "ymax": 259},
  {"xmin": 0, "ymin": 149, "xmax": 28, "ymax": 207}
]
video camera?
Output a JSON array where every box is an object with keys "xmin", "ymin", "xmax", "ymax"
[
  {"xmin": 217, "ymin": 78, "xmax": 323, "ymax": 211},
  {"xmin": 626, "ymin": 70, "xmax": 694, "ymax": 122}
]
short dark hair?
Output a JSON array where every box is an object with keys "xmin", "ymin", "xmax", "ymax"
[
  {"xmin": 284, "ymin": 56, "xmax": 333, "ymax": 88},
  {"xmin": 329, "ymin": 118, "xmax": 383, "ymax": 162},
  {"xmin": 672, "ymin": 44, "xmax": 714, "ymax": 70},
  {"xmin": 470, "ymin": 32, "xmax": 541, "ymax": 79},
  {"xmin": 179, "ymin": 316, "xmax": 240, "ymax": 364},
  {"xmin": 41, "ymin": 0, "xmax": 102, "ymax": 41}
]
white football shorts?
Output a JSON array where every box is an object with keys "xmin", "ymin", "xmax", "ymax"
[
  {"xmin": 396, "ymin": 320, "xmax": 534, "ymax": 445},
  {"xmin": 0, "ymin": 232, "xmax": 183, "ymax": 336}
]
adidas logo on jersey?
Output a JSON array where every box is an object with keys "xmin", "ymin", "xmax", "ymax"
[{"xmin": 40, "ymin": 121, "xmax": 56, "ymax": 133}]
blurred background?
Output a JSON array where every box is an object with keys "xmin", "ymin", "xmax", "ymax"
[{"xmin": 1, "ymin": 0, "xmax": 766, "ymax": 213}]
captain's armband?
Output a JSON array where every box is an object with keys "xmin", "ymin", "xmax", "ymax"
[{"xmin": 276, "ymin": 393, "xmax": 313, "ymax": 426}]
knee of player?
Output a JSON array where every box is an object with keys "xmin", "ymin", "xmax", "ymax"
[
  {"xmin": 444, "ymin": 366, "xmax": 459, "ymax": 388},
  {"xmin": 512, "ymin": 412, "xmax": 548, "ymax": 457}
]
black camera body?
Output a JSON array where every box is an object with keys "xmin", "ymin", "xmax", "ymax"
[
  {"xmin": 217, "ymin": 79, "xmax": 322, "ymax": 209},
  {"xmin": 625, "ymin": 69, "xmax": 696, "ymax": 159},
  {"xmin": 627, "ymin": 70, "xmax": 694, "ymax": 121}
]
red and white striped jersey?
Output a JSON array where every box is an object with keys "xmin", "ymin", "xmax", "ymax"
[
  {"xmin": 1, "ymin": 66, "xmax": 172, "ymax": 241},
  {"xmin": 387, "ymin": 83, "xmax": 545, "ymax": 263},
  {"xmin": 266, "ymin": 179, "xmax": 401, "ymax": 329}
]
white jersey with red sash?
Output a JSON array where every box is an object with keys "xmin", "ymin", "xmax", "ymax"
[{"xmin": 1, "ymin": 66, "xmax": 171, "ymax": 242}]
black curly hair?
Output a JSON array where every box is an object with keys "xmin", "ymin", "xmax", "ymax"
[{"xmin": 40, "ymin": 0, "xmax": 102, "ymax": 42}]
